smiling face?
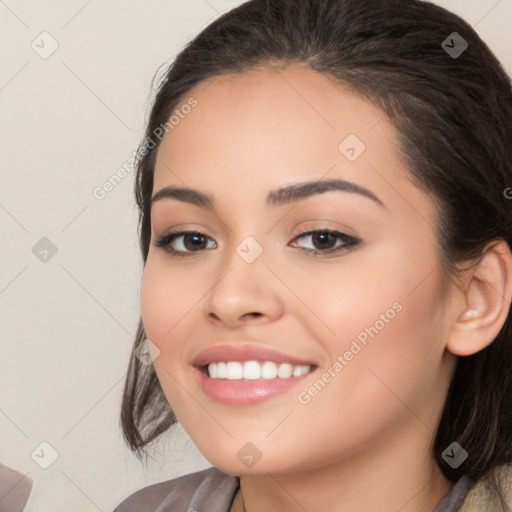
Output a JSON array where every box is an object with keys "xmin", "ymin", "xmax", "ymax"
[{"xmin": 140, "ymin": 63, "xmax": 459, "ymax": 476}]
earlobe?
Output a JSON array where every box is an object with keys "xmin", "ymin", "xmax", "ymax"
[
  {"xmin": 458, "ymin": 309, "xmax": 478, "ymax": 321},
  {"xmin": 447, "ymin": 240, "xmax": 512, "ymax": 357}
]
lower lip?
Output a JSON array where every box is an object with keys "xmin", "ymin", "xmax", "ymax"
[{"xmin": 194, "ymin": 367, "xmax": 315, "ymax": 406}]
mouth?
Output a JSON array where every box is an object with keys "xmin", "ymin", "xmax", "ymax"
[
  {"xmin": 194, "ymin": 364, "xmax": 317, "ymax": 406},
  {"xmin": 192, "ymin": 344, "xmax": 318, "ymax": 405}
]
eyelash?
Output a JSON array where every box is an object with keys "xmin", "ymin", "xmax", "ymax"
[{"xmin": 154, "ymin": 228, "xmax": 360, "ymax": 258}]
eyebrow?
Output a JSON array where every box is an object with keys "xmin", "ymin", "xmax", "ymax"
[{"xmin": 150, "ymin": 178, "xmax": 385, "ymax": 210}]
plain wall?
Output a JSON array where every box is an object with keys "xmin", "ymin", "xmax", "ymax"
[{"xmin": 1, "ymin": 1, "xmax": 510, "ymax": 510}]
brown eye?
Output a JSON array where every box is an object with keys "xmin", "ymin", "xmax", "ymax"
[
  {"xmin": 155, "ymin": 231, "xmax": 216, "ymax": 256},
  {"xmin": 181, "ymin": 233, "xmax": 209, "ymax": 251},
  {"xmin": 290, "ymin": 229, "xmax": 360, "ymax": 256},
  {"xmin": 310, "ymin": 232, "xmax": 338, "ymax": 250}
]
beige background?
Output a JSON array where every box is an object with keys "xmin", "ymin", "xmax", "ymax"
[{"xmin": 0, "ymin": 1, "xmax": 510, "ymax": 510}]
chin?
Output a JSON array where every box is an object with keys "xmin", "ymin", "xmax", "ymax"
[{"xmin": 196, "ymin": 442, "xmax": 303, "ymax": 477}]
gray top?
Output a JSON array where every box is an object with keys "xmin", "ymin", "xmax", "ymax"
[
  {"xmin": 112, "ymin": 467, "xmax": 472, "ymax": 512},
  {"xmin": 433, "ymin": 475, "xmax": 472, "ymax": 512},
  {"xmin": 0, "ymin": 463, "xmax": 33, "ymax": 512}
]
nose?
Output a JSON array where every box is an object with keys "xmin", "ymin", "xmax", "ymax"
[{"xmin": 202, "ymin": 247, "xmax": 285, "ymax": 329}]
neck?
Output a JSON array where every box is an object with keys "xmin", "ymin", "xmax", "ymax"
[{"xmin": 238, "ymin": 423, "xmax": 453, "ymax": 512}]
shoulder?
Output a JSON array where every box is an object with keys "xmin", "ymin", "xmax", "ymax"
[{"xmin": 112, "ymin": 466, "xmax": 239, "ymax": 512}]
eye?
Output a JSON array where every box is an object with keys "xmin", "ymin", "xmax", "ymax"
[
  {"xmin": 154, "ymin": 230, "xmax": 216, "ymax": 257},
  {"xmin": 289, "ymin": 229, "xmax": 360, "ymax": 256},
  {"xmin": 154, "ymin": 228, "xmax": 360, "ymax": 258}
]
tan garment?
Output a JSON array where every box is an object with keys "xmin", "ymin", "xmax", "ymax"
[{"xmin": 459, "ymin": 464, "xmax": 512, "ymax": 512}]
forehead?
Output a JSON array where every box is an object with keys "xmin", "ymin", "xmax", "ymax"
[{"xmin": 152, "ymin": 63, "xmax": 426, "ymax": 219}]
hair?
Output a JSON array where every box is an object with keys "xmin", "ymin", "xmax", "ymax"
[{"xmin": 120, "ymin": 0, "xmax": 512, "ymax": 507}]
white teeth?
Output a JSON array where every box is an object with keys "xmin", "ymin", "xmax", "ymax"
[
  {"xmin": 261, "ymin": 361, "xmax": 277, "ymax": 379},
  {"xmin": 217, "ymin": 362, "xmax": 227, "ymax": 379},
  {"xmin": 207, "ymin": 360, "xmax": 312, "ymax": 380},
  {"xmin": 292, "ymin": 365, "xmax": 306, "ymax": 377},
  {"xmin": 242, "ymin": 360, "xmax": 261, "ymax": 380},
  {"xmin": 277, "ymin": 363, "xmax": 293, "ymax": 378},
  {"xmin": 209, "ymin": 362, "xmax": 218, "ymax": 378},
  {"xmin": 226, "ymin": 361, "xmax": 243, "ymax": 380}
]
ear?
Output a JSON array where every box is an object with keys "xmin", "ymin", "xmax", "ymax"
[{"xmin": 446, "ymin": 239, "xmax": 512, "ymax": 357}]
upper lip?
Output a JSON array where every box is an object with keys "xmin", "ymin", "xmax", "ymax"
[{"xmin": 192, "ymin": 344, "xmax": 317, "ymax": 367}]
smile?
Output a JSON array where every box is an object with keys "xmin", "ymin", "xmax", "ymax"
[
  {"xmin": 194, "ymin": 362, "xmax": 317, "ymax": 406},
  {"xmin": 207, "ymin": 360, "xmax": 312, "ymax": 380}
]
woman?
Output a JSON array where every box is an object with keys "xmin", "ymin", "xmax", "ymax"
[{"xmin": 114, "ymin": 0, "xmax": 512, "ymax": 510}]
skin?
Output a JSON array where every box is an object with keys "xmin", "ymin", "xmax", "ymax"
[{"xmin": 141, "ymin": 63, "xmax": 512, "ymax": 512}]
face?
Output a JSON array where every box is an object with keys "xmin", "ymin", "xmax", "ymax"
[{"xmin": 141, "ymin": 63, "xmax": 458, "ymax": 476}]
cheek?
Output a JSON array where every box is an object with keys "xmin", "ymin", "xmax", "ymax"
[
  {"xmin": 140, "ymin": 262, "xmax": 166, "ymax": 343},
  {"xmin": 293, "ymin": 245, "xmax": 446, "ymax": 413},
  {"xmin": 140, "ymin": 258, "xmax": 195, "ymax": 413},
  {"xmin": 323, "ymin": 271, "xmax": 445, "ymax": 421},
  {"xmin": 287, "ymin": 285, "xmax": 446, "ymax": 465},
  {"xmin": 140, "ymin": 257, "xmax": 192, "ymax": 355},
  {"xmin": 306, "ymin": 237, "xmax": 443, "ymax": 352},
  {"xmin": 282, "ymin": 249, "xmax": 406, "ymax": 347}
]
